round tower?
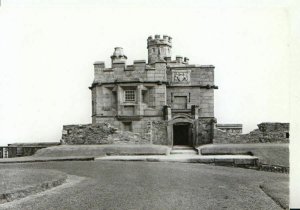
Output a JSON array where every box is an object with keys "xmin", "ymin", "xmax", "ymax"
[{"xmin": 147, "ymin": 35, "xmax": 172, "ymax": 64}]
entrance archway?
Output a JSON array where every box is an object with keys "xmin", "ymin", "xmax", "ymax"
[{"xmin": 167, "ymin": 115, "xmax": 197, "ymax": 146}]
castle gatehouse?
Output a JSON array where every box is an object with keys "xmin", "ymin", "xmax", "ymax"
[{"xmin": 62, "ymin": 35, "xmax": 218, "ymax": 146}]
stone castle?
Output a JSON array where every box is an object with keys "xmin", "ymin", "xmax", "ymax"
[
  {"xmin": 85, "ymin": 34, "xmax": 218, "ymax": 146},
  {"xmin": 60, "ymin": 34, "xmax": 289, "ymax": 146},
  {"xmin": 0, "ymin": 35, "xmax": 289, "ymax": 159}
]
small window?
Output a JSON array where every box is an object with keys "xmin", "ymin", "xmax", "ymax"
[
  {"xmin": 124, "ymin": 90, "xmax": 135, "ymax": 102},
  {"xmin": 152, "ymin": 48, "xmax": 155, "ymax": 53},
  {"xmin": 142, "ymin": 90, "xmax": 148, "ymax": 103},
  {"xmin": 123, "ymin": 122, "xmax": 132, "ymax": 131},
  {"xmin": 3, "ymin": 148, "xmax": 8, "ymax": 158}
]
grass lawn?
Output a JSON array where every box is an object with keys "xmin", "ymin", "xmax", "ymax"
[
  {"xmin": 260, "ymin": 180, "xmax": 289, "ymax": 209},
  {"xmin": 34, "ymin": 144, "xmax": 171, "ymax": 157},
  {"xmin": 0, "ymin": 169, "xmax": 67, "ymax": 203},
  {"xmin": 198, "ymin": 143, "xmax": 289, "ymax": 167}
]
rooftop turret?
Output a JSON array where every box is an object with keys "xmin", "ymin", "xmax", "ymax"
[{"xmin": 147, "ymin": 34, "xmax": 172, "ymax": 64}]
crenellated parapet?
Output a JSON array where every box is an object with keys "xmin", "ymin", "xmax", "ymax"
[
  {"xmin": 92, "ymin": 59, "xmax": 166, "ymax": 86},
  {"xmin": 93, "ymin": 60, "xmax": 155, "ymax": 71},
  {"xmin": 147, "ymin": 35, "xmax": 172, "ymax": 48},
  {"xmin": 147, "ymin": 34, "xmax": 172, "ymax": 64}
]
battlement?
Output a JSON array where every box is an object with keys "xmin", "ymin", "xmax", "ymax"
[
  {"xmin": 147, "ymin": 34, "xmax": 172, "ymax": 48},
  {"xmin": 94, "ymin": 61, "xmax": 105, "ymax": 68},
  {"xmin": 93, "ymin": 60, "xmax": 154, "ymax": 72},
  {"xmin": 93, "ymin": 59, "xmax": 166, "ymax": 85}
]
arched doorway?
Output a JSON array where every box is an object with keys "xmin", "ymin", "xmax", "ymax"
[
  {"xmin": 173, "ymin": 122, "xmax": 192, "ymax": 146},
  {"xmin": 167, "ymin": 115, "xmax": 197, "ymax": 146}
]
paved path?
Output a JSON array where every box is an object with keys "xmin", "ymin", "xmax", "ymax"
[{"xmin": 0, "ymin": 161, "xmax": 288, "ymax": 210}]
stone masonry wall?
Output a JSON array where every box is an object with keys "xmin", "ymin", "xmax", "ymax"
[
  {"xmin": 61, "ymin": 123, "xmax": 151, "ymax": 145},
  {"xmin": 213, "ymin": 128, "xmax": 241, "ymax": 144},
  {"xmin": 196, "ymin": 118, "xmax": 214, "ymax": 145},
  {"xmin": 213, "ymin": 122, "xmax": 289, "ymax": 144},
  {"xmin": 151, "ymin": 121, "xmax": 168, "ymax": 145},
  {"xmin": 257, "ymin": 122, "xmax": 289, "ymax": 132}
]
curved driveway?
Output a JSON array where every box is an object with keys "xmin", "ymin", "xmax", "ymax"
[{"xmin": 0, "ymin": 161, "xmax": 288, "ymax": 210}]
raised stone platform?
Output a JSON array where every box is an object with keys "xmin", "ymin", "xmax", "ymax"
[{"xmin": 96, "ymin": 154, "xmax": 258, "ymax": 168}]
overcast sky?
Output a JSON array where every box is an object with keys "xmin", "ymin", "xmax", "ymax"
[
  {"xmin": 0, "ymin": 0, "xmax": 299, "ymax": 146},
  {"xmin": 0, "ymin": 0, "xmax": 300, "ymax": 206}
]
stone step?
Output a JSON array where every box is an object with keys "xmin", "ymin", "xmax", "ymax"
[
  {"xmin": 170, "ymin": 149, "xmax": 198, "ymax": 155},
  {"xmin": 172, "ymin": 146, "xmax": 194, "ymax": 150}
]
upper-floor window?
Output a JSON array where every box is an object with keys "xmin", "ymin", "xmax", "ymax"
[{"xmin": 124, "ymin": 90, "xmax": 135, "ymax": 102}]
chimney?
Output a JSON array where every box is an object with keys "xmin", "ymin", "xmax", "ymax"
[
  {"xmin": 164, "ymin": 57, "xmax": 171, "ymax": 62},
  {"xmin": 111, "ymin": 47, "xmax": 127, "ymax": 67},
  {"xmin": 184, "ymin": 57, "xmax": 189, "ymax": 64},
  {"xmin": 176, "ymin": 56, "xmax": 183, "ymax": 63}
]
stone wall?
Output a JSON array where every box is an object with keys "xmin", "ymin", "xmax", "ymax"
[
  {"xmin": 196, "ymin": 118, "xmax": 214, "ymax": 145},
  {"xmin": 213, "ymin": 128, "xmax": 241, "ymax": 144},
  {"xmin": 0, "ymin": 147, "xmax": 46, "ymax": 158},
  {"xmin": 213, "ymin": 122, "xmax": 289, "ymax": 144},
  {"xmin": 151, "ymin": 121, "xmax": 168, "ymax": 145},
  {"xmin": 216, "ymin": 124, "xmax": 242, "ymax": 134},
  {"xmin": 257, "ymin": 122, "xmax": 289, "ymax": 132},
  {"xmin": 61, "ymin": 123, "xmax": 151, "ymax": 145}
]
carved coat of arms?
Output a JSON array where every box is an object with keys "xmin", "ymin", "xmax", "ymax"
[{"xmin": 174, "ymin": 72, "xmax": 189, "ymax": 82}]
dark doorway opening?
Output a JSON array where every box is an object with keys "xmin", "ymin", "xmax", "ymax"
[{"xmin": 173, "ymin": 123, "xmax": 190, "ymax": 145}]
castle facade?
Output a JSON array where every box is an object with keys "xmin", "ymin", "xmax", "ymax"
[{"xmin": 89, "ymin": 35, "xmax": 218, "ymax": 146}]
